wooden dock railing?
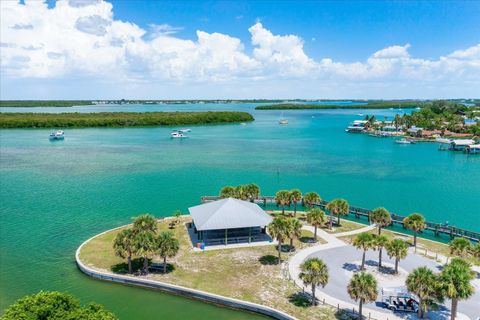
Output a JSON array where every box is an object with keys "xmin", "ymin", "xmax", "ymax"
[{"xmin": 200, "ymin": 196, "xmax": 480, "ymax": 242}]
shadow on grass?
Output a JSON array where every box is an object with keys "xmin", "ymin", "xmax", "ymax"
[
  {"xmin": 299, "ymin": 236, "xmax": 316, "ymax": 243},
  {"xmin": 149, "ymin": 263, "xmax": 176, "ymax": 274},
  {"xmin": 111, "ymin": 258, "xmax": 145, "ymax": 274},
  {"xmin": 259, "ymin": 255, "xmax": 279, "ymax": 265},
  {"xmin": 288, "ymin": 292, "xmax": 312, "ymax": 307}
]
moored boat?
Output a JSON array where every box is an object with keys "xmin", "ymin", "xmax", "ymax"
[
  {"xmin": 49, "ymin": 130, "xmax": 65, "ymax": 140},
  {"xmin": 395, "ymin": 138, "xmax": 415, "ymax": 144},
  {"xmin": 171, "ymin": 131, "xmax": 187, "ymax": 138}
]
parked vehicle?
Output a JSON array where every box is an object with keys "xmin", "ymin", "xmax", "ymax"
[{"xmin": 381, "ymin": 287, "xmax": 419, "ymax": 313}]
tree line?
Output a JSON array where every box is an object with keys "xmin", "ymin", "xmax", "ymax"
[
  {"xmin": 0, "ymin": 111, "xmax": 255, "ymax": 128},
  {"xmin": 113, "ymin": 214, "xmax": 180, "ymax": 274}
]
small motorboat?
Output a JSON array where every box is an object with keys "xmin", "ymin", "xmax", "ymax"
[
  {"xmin": 49, "ymin": 130, "xmax": 64, "ymax": 140},
  {"xmin": 279, "ymin": 119, "xmax": 288, "ymax": 125},
  {"xmin": 171, "ymin": 131, "xmax": 187, "ymax": 138},
  {"xmin": 395, "ymin": 138, "xmax": 414, "ymax": 144}
]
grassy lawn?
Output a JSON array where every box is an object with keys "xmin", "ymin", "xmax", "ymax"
[
  {"xmin": 322, "ymin": 219, "xmax": 366, "ymax": 234},
  {"xmin": 80, "ymin": 217, "xmax": 341, "ymax": 320}
]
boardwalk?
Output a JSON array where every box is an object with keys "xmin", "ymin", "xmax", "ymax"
[{"xmin": 200, "ymin": 196, "xmax": 480, "ymax": 242}]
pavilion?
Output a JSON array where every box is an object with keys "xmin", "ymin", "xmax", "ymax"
[{"xmin": 188, "ymin": 198, "xmax": 273, "ymax": 247}]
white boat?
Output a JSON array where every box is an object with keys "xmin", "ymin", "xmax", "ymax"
[
  {"xmin": 395, "ymin": 138, "xmax": 414, "ymax": 144},
  {"xmin": 49, "ymin": 130, "xmax": 64, "ymax": 140},
  {"xmin": 279, "ymin": 111, "xmax": 288, "ymax": 125},
  {"xmin": 357, "ymin": 113, "xmax": 364, "ymax": 117},
  {"xmin": 177, "ymin": 129, "xmax": 191, "ymax": 133},
  {"xmin": 171, "ymin": 131, "xmax": 187, "ymax": 138},
  {"xmin": 435, "ymin": 137, "xmax": 452, "ymax": 144}
]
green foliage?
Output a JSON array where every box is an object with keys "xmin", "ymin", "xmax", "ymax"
[
  {"xmin": 353, "ymin": 232, "xmax": 375, "ymax": 270},
  {"xmin": 386, "ymin": 239, "xmax": 409, "ymax": 274},
  {"xmin": 219, "ymin": 186, "xmax": 236, "ymax": 198},
  {"xmin": 299, "ymin": 258, "xmax": 329, "ymax": 306},
  {"xmin": 275, "ymin": 190, "xmax": 292, "ymax": 213},
  {"xmin": 1, "ymin": 291, "xmax": 117, "ymax": 320},
  {"xmin": 403, "ymin": 213, "xmax": 426, "ymax": 247},
  {"xmin": 406, "ymin": 267, "xmax": 441, "ymax": 318},
  {"xmin": 285, "ymin": 217, "xmax": 303, "ymax": 249},
  {"xmin": 326, "ymin": 198, "xmax": 349, "ymax": 226},
  {"xmin": 303, "ymin": 191, "xmax": 320, "ymax": 208},
  {"xmin": 449, "ymin": 238, "xmax": 472, "ymax": 258},
  {"xmin": 0, "ymin": 111, "xmax": 255, "ymax": 128},
  {"xmin": 347, "ymin": 272, "xmax": 378, "ymax": 318},
  {"xmin": 255, "ymin": 101, "xmax": 424, "ymax": 110},
  {"xmin": 219, "ymin": 183, "xmax": 260, "ymax": 201},
  {"xmin": 268, "ymin": 216, "xmax": 290, "ymax": 261},
  {"xmin": 370, "ymin": 207, "xmax": 391, "ymax": 234},
  {"xmin": 157, "ymin": 231, "xmax": 180, "ymax": 273},
  {"xmin": 439, "ymin": 258, "xmax": 475, "ymax": 319},
  {"xmin": 306, "ymin": 208, "xmax": 326, "ymax": 241}
]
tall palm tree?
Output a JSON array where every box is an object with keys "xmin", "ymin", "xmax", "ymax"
[
  {"xmin": 243, "ymin": 183, "xmax": 260, "ymax": 202},
  {"xmin": 268, "ymin": 216, "xmax": 289, "ymax": 262},
  {"xmin": 347, "ymin": 272, "xmax": 378, "ymax": 319},
  {"xmin": 286, "ymin": 218, "xmax": 303, "ymax": 251},
  {"xmin": 132, "ymin": 214, "xmax": 158, "ymax": 235},
  {"xmin": 393, "ymin": 114, "xmax": 402, "ymax": 130},
  {"xmin": 306, "ymin": 208, "xmax": 326, "ymax": 242},
  {"xmin": 299, "ymin": 258, "xmax": 329, "ymax": 306},
  {"xmin": 352, "ymin": 232, "xmax": 374, "ymax": 270},
  {"xmin": 113, "ymin": 229, "xmax": 135, "ymax": 274},
  {"xmin": 220, "ymin": 186, "xmax": 235, "ymax": 198},
  {"xmin": 385, "ymin": 239, "xmax": 409, "ymax": 274},
  {"xmin": 439, "ymin": 258, "xmax": 475, "ymax": 320},
  {"xmin": 449, "ymin": 238, "xmax": 472, "ymax": 258},
  {"xmin": 303, "ymin": 192, "xmax": 320, "ymax": 208},
  {"xmin": 275, "ymin": 190, "xmax": 291, "ymax": 214},
  {"xmin": 290, "ymin": 189, "xmax": 302, "ymax": 214},
  {"xmin": 372, "ymin": 234, "xmax": 389, "ymax": 269},
  {"xmin": 403, "ymin": 213, "xmax": 426, "ymax": 248},
  {"xmin": 369, "ymin": 207, "xmax": 391, "ymax": 235},
  {"xmin": 326, "ymin": 198, "xmax": 349, "ymax": 229},
  {"xmin": 134, "ymin": 230, "xmax": 156, "ymax": 274},
  {"xmin": 156, "ymin": 231, "xmax": 180, "ymax": 273},
  {"xmin": 406, "ymin": 267, "xmax": 440, "ymax": 319}
]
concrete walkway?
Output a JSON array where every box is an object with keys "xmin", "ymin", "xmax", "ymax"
[{"xmin": 288, "ymin": 224, "xmax": 478, "ymax": 320}]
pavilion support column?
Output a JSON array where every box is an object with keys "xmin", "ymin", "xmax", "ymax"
[
  {"xmin": 249, "ymin": 227, "xmax": 252, "ymax": 243},
  {"xmin": 225, "ymin": 229, "xmax": 228, "ymax": 245}
]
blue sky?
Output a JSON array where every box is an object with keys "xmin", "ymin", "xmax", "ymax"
[{"xmin": 1, "ymin": 0, "xmax": 479, "ymax": 99}]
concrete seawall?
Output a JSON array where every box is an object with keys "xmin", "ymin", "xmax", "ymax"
[{"xmin": 75, "ymin": 224, "xmax": 297, "ymax": 320}]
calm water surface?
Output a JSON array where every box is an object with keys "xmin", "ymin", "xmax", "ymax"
[{"xmin": 1, "ymin": 103, "xmax": 479, "ymax": 317}]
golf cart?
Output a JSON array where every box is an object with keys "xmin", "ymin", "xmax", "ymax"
[{"xmin": 381, "ymin": 287, "xmax": 419, "ymax": 313}]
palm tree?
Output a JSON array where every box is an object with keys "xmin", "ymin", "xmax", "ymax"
[
  {"xmin": 303, "ymin": 191, "xmax": 320, "ymax": 208},
  {"xmin": 369, "ymin": 207, "xmax": 391, "ymax": 235},
  {"xmin": 306, "ymin": 208, "xmax": 326, "ymax": 242},
  {"xmin": 113, "ymin": 229, "xmax": 135, "ymax": 274},
  {"xmin": 299, "ymin": 258, "xmax": 329, "ymax": 306},
  {"xmin": 372, "ymin": 234, "xmax": 389, "ymax": 269},
  {"xmin": 393, "ymin": 114, "xmax": 402, "ymax": 130},
  {"xmin": 173, "ymin": 210, "xmax": 182, "ymax": 226},
  {"xmin": 134, "ymin": 230, "xmax": 156, "ymax": 274},
  {"xmin": 326, "ymin": 198, "xmax": 349, "ymax": 229},
  {"xmin": 352, "ymin": 232, "xmax": 374, "ymax": 270},
  {"xmin": 403, "ymin": 213, "xmax": 426, "ymax": 248},
  {"xmin": 220, "ymin": 186, "xmax": 235, "ymax": 198},
  {"xmin": 290, "ymin": 189, "xmax": 302, "ymax": 214},
  {"xmin": 347, "ymin": 272, "xmax": 378, "ymax": 319},
  {"xmin": 132, "ymin": 214, "xmax": 158, "ymax": 234},
  {"xmin": 243, "ymin": 183, "xmax": 260, "ymax": 202},
  {"xmin": 275, "ymin": 190, "xmax": 291, "ymax": 214},
  {"xmin": 385, "ymin": 239, "xmax": 409, "ymax": 274},
  {"xmin": 286, "ymin": 218, "xmax": 303, "ymax": 251},
  {"xmin": 234, "ymin": 185, "xmax": 247, "ymax": 200},
  {"xmin": 439, "ymin": 258, "xmax": 475, "ymax": 320},
  {"xmin": 268, "ymin": 216, "xmax": 289, "ymax": 262},
  {"xmin": 406, "ymin": 267, "xmax": 440, "ymax": 319},
  {"xmin": 156, "ymin": 231, "xmax": 180, "ymax": 273},
  {"xmin": 449, "ymin": 238, "xmax": 472, "ymax": 258}
]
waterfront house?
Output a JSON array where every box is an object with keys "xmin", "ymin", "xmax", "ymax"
[
  {"xmin": 188, "ymin": 198, "xmax": 273, "ymax": 247},
  {"xmin": 407, "ymin": 126, "xmax": 423, "ymax": 137},
  {"xmin": 449, "ymin": 139, "xmax": 476, "ymax": 151}
]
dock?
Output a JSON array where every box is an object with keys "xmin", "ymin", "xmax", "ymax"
[{"xmin": 201, "ymin": 196, "xmax": 479, "ymax": 242}]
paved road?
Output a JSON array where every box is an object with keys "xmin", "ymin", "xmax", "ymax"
[{"xmin": 308, "ymin": 246, "xmax": 480, "ymax": 320}]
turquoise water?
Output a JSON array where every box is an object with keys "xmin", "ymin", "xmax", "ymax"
[{"xmin": 1, "ymin": 103, "xmax": 479, "ymax": 317}]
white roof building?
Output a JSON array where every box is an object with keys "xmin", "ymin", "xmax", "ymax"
[{"xmin": 189, "ymin": 198, "xmax": 273, "ymax": 231}]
